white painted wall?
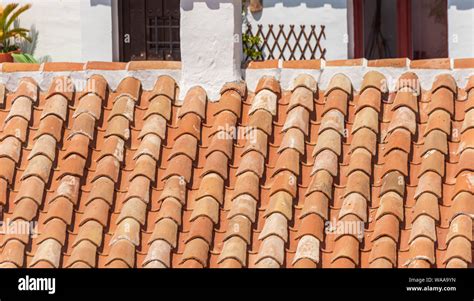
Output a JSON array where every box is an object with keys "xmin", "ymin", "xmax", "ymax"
[
  {"xmin": 180, "ymin": 0, "xmax": 242, "ymax": 100},
  {"xmin": 448, "ymin": 0, "xmax": 474, "ymax": 58},
  {"xmin": 1, "ymin": 0, "xmax": 114, "ymax": 62},
  {"xmin": 245, "ymin": 0, "xmax": 349, "ymax": 60},
  {"xmin": 3, "ymin": 0, "xmax": 473, "ymax": 65},
  {"xmin": 80, "ymin": 0, "xmax": 114, "ymax": 61}
]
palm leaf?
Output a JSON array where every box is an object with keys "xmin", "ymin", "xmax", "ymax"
[
  {"xmin": 4, "ymin": 29, "xmax": 32, "ymax": 43},
  {"xmin": 5, "ymin": 27, "xmax": 30, "ymax": 39},
  {"xmin": 6, "ymin": 27, "xmax": 29, "ymax": 34},
  {"xmin": 5, "ymin": 4, "xmax": 31, "ymax": 32},
  {"xmin": 0, "ymin": 3, "xmax": 18, "ymax": 28}
]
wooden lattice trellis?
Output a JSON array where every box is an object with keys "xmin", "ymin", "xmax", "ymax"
[{"xmin": 244, "ymin": 24, "xmax": 327, "ymax": 61}]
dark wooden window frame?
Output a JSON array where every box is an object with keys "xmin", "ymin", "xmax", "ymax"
[
  {"xmin": 118, "ymin": 0, "xmax": 180, "ymax": 62},
  {"xmin": 117, "ymin": 0, "xmax": 126, "ymax": 61},
  {"xmin": 353, "ymin": 0, "xmax": 447, "ymax": 59}
]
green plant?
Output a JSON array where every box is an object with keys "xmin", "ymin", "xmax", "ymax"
[
  {"xmin": 242, "ymin": 0, "xmax": 262, "ymax": 60},
  {"xmin": 0, "ymin": 3, "xmax": 31, "ymax": 53},
  {"xmin": 12, "ymin": 52, "xmax": 37, "ymax": 63},
  {"xmin": 242, "ymin": 33, "xmax": 262, "ymax": 60},
  {"xmin": 14, "ymin": 20, "xmax": 51, "ymax": 63}
]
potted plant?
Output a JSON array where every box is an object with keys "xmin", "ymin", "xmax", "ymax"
[{"xmin": 0, "ymin": 3, "xmax": 31, "ymax": 63}]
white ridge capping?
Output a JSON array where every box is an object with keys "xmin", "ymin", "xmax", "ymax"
[
  {"xmin": 0, "ymin": 69, "xmax": 182, "ymax": 95},
  {"xmin": 243, "ymin": 65, "xmax": 474, "ymax": 93},
  {"xmin": 1, "ymin": 65, "xmax": 473, "ymax": 99}
]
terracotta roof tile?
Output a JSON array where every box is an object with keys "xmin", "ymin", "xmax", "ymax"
[
  {"xmin": 319, "ymin": 109, "xmax": 345, "ymax": 135},
  {"xmin": 213, "ymin": 92, "xmax": 242, "ymax": 119},
  {"xmin": 293, "ymin": 235, "xmax": 320, "ymax": 265},
  {"xmin": 246, "ymin": 60, "xmax": 279, "ymax": 69},
  {"xmin": 227, "ymin": 195, "xmax": 257, "ymax": 223},
  {"xmin": 332, "ymin": 235, "xmax": 360, "ymax": 265},
  {"xmin": 15, "ymin": 176, "xmax": 45, "ymax": 206},
  {"xmin": 325, "ymin": 73, "xmax": 352, "ymax": 96},
  {"xmin": 368, "ymin": 237, "xmax": 397, "ymax": 267},
  {"xmin": 156, "ymin": 198, "xmax": 182, "ymax": 225},
  {"xmin": 443, "ymin": 236, "xmax": 472, "ymax": 264},
  {"xmin": 2, "ymin": 63, "xmax": 41, "ymax": 73},
  {"xmin": 326, "ymin": 58, "xmax": 365, "ymax": 67},
  {"xmin": 312, "ymin": 149, "xmax": 338, "ymax": 176},
  {"xmin": 429, "ymin": 88, "xmax": 454, "ymax": 116},
  {"xmin": 255, "ymin": 76, "xmax": 281, "ymax": 95},
  {"xmin": 220, "ymin": 80, "xmax": 247, "ymax": 98},
  {"xmin": 356, "ymin": 88, "xmax": 382, "ymax": 113},
  {"xmin": 223, "ymin": 215, "xmax": 252, "ymax": 244},
  {"xmin": 86, "ymin": 61, "xmax": 127, "ymax": 70},
  {"xmin": 289, "ymin": 86, "xmax": 314, "ymax": 112},
  {"xmin": 312, "ymin": 129, "xmax": 341, "ymax": 156},
  {"xmin": 367, "ymin": 58, "xmax": 409, "ymax": 68},
  {"xmin": 371, "ymin": 214, "xmax": 400, "ymax": 243},
  {"xmin": 218, "ymin": 236, "xmax": 247, "ymax": 266},
  {"xmin": 350, "ymin": 128, "xmax": 377, "ymax": 155},
  {"xmin": 323, "ymin": 89, "xmax": 349, "ymax": 116},
  {"xmin": 128, "ymin": 61, "xmax": 181, "ymax": 71},
  {"xmin": 392, "ymin": 91, "xmax": 418, "ymax": 113},
  {"xmin": 352, "ymin": 107, "xmax": 379, "ymax": 134},
  {"xmin": 30, "ymin": 239, "xmax": 62, "ymax": 268},
  {"xmin": 0, "ymin": 136, "xmax": 22, "ymax": 163},
  {"xmin": 412, "ymin": 193, "xmax": 440, "ymax": 222},
  {"xmin": 11, "ymin": 198, "xmax": 38, "ymax": 221},
  {"xmin": 0, "ymin": 64, "xmax": 471, "ymax": 269},
  {"xmin": 453, "ymin": 58, "xmax": 474, "ymax": 69},
  {"xmin": 43, "ymin": 62, "xmax": 85, "ymax": 72},
  {"xmin": 249, "ymin": 89, "xmax": 278, "ymax": 116},
  {"xmin": 292, "ymin": 74, "xmax": 318, "ymax": 92},
  {"xmin": 387, "ymin": 107, "xmax": 417, "ymax": 135},
  {"xmin": 422, "ymin": 130, "xmax": 448, "ymax": 155},
  {"xmin": 300, "ymin": 192, "xmax": 329, "ymax": 221},
  {"xmin": 361, "ymin": 70, "xmax": 388, "ymax": 93},
  {"xmin": 1, "ymin": 116, "xmax": 29, "ymax": 142},
  {"xmin": 282, "ymin": 59, "xmax": 322, "ymax": 70},
  {"xmin": 446, "ymin": 215, "xmax": 472, "ymax": 244},
  {"xmin": 410, "ymin": 58, "xmax": 451, "ymax": 69},
  {"xmin": 255, "ymin": 235, "xmax": 285, "ymax": 266}
]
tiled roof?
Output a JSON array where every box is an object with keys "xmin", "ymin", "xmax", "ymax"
[{"xmin": 0, "ymin": 59, "xmax": 473, "ymax": 268}]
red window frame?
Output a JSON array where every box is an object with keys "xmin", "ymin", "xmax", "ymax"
[{"xmin": 353, "ymin": 0, "xmax": 446, "ymax": 59}]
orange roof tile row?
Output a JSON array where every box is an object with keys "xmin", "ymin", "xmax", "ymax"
[
  {"xmin": 245, "ymin": 58, "xmax": 474, "ymax": 69},
  {"xmin": 0, "ymin": 61, "xmax": 182, "ymax": 73},
  {"xmin": 2, "ymin": 58, "xmax": 474, "ymax": 73},
  {"xmin": 0, "ymin": 63, "xmax": 472, "ymax": 268}
]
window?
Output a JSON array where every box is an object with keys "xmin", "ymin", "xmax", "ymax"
[
  {"xmin": 119, "ymin": 0, "xmax": 180, "ymax": 61},
  {"xmin": 353, "ymin": 0, "xmax": 448, "ymax": 59}
]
